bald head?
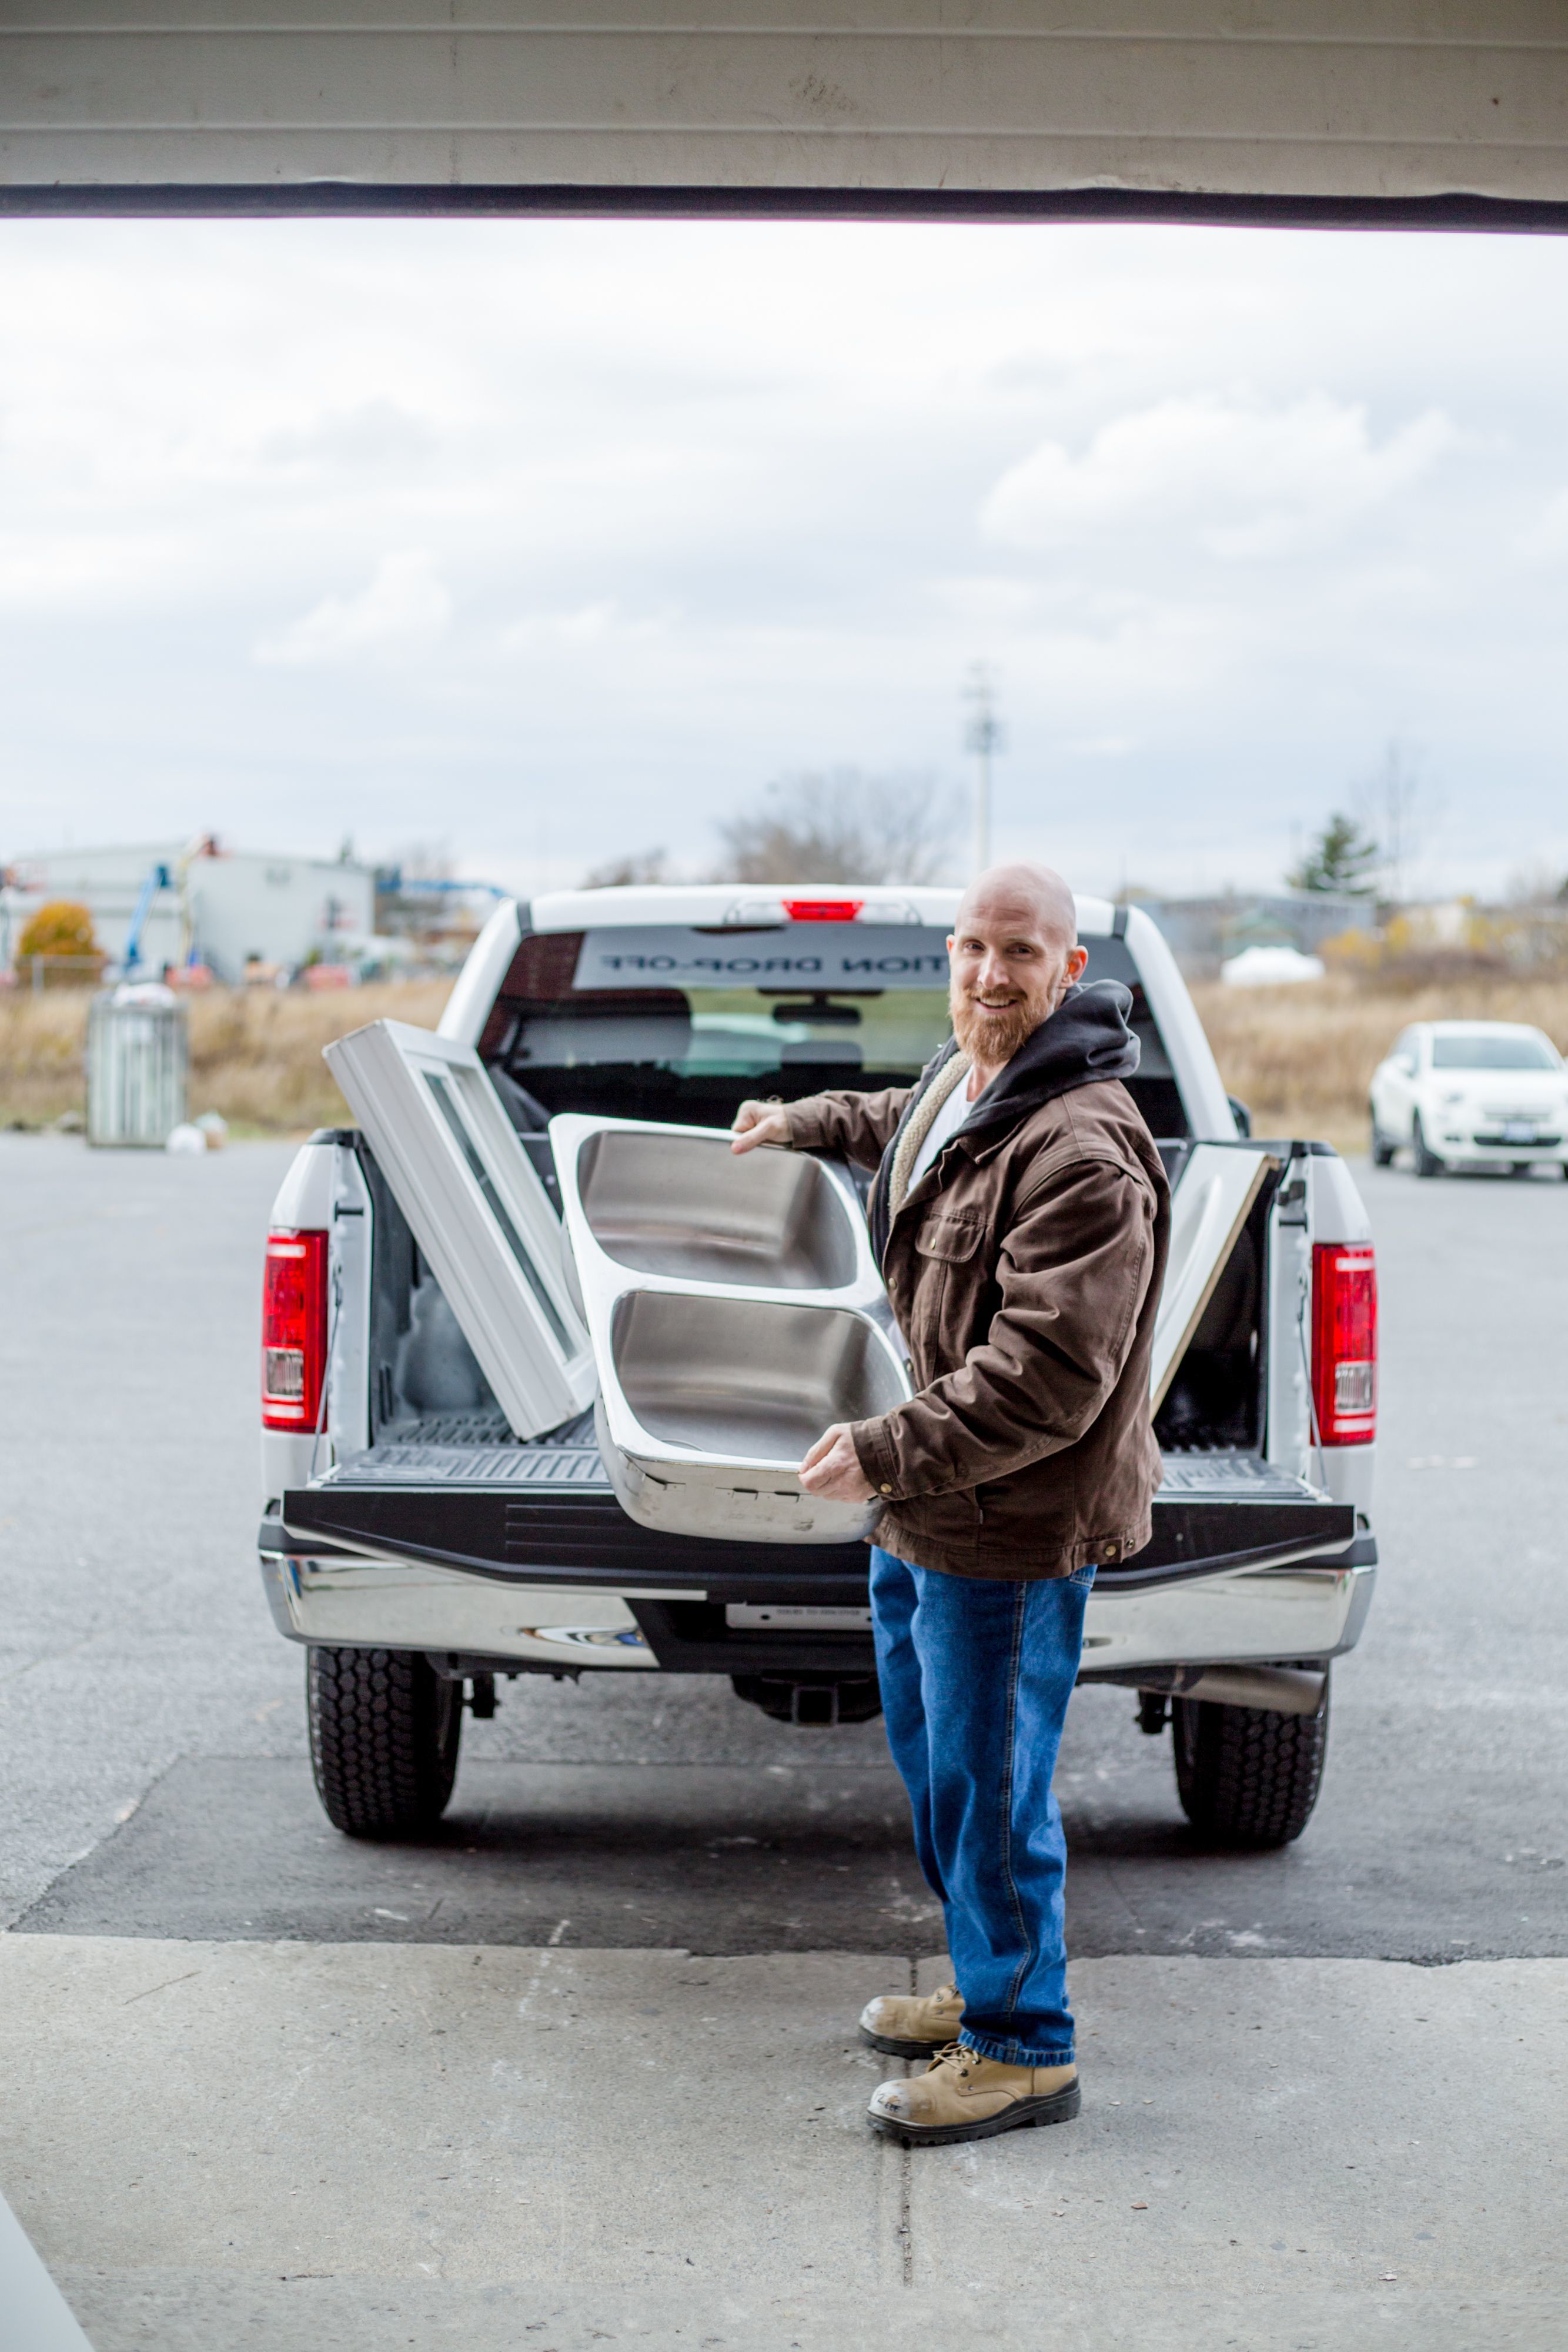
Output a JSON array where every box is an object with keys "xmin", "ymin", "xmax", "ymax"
[
  {"xmin": 955, "ymin": 861, "xmax": 1078, "ymax": 953},
  {"xmin": 948, "ymin": 861, "xmax": 1088, "ymax": 1079}
]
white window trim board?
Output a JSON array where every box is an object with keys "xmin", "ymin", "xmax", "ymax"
[
  {"xmin": 322, "ymin": 1019, "xmax": 594, "ymax": 1441},
  {"xmin": 1151, "ymin": 1147, "xmax": 1279, "ymax": 1412}
]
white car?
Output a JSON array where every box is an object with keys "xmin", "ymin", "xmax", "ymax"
[{"xmin": 1369, "ymin": 1020, "xmax": 1568, "ymax": 1178}]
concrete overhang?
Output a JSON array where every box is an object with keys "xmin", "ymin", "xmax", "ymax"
[{"xmin": 0, "ymin": 3, "xmax": 1565, "ymax": 226}]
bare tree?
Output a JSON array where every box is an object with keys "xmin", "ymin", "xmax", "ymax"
[
  {"xmin": 580, "ymin": 846, "xmax": 670, "ymax": 889},
  {"xmin": 392, "ymin": 839, "xmax": 454, "ymax": 882},
  {"xmin": 711, "ymin": 769, "xmax": 961, "ymax": 887}
]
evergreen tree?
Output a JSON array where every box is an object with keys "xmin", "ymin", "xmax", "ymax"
[{"xmin": 1288, "ymin": 813, "xmax": 1380, "ymax": 896}]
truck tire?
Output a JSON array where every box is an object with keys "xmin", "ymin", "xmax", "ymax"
[
  {"xmin": 1369, "ymin": 1107, "xmax": 1395, "ymax": 1167},
  {"xmin": 307, "ymin": 1646, "xmax": 462, "ymax": 1839},
  {"xmin": 1412, "ymin": 1117, "xmax": 1445, "ymax": 1180},
  {"xmin": 1173, "ymin": 1675, "xmax": 1329, "ymax": 1849}
]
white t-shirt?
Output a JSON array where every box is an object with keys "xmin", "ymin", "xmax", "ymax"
[{"xmin": 908, "ymin": 1073, "xmax": 984, "ymax": 1191}]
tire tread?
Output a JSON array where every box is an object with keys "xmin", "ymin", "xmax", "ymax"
[
  {"xmin": 307, "ymin": 1646, "xmax": 460, "ymax": 1840},
  {"xmin": 1174, "ymin": 1681, "xmax": 1329, "ymax": 1849}
]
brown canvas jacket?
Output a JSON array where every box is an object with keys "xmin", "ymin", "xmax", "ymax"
[{"xmin": 783, "ymin": 1025, "xmax": 1169, "ymax": 1581}]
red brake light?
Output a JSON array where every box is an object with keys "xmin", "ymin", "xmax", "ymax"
[
  {"xmin": 783, "ymin": 897, "xmax": 863, "ymax": 923},
  {"xmin": 1311, "ymin": 1242, "xmax": 1376, "ymax": 1445},
  {"xmin": 262, "ymin": 1229, "xmax": 329, "ymax": 1431}
]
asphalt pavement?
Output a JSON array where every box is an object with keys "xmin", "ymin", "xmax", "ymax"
[{"xmin": 2, "ymin": 1132, "xmax": 1565, "ymax": 2349}]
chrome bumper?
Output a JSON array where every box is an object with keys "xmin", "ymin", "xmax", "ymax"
[
  {"xmin": 260, "ymin": 1551, "xmax": 658, "ymax": 1667},
  {"xmin": 1078, "ymin": 1553, "xmax": 1375, "ymax": 1678},
  {"xmin": 262, "ymin": 1544, "xmax": 1374, "ymax": 1676}
]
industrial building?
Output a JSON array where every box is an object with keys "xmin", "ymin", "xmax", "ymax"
[{"xmin": 1, "ymin": 837, "xmax": 376, "ymax": 984}]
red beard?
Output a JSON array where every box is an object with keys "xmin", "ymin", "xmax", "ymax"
[{"xmin": 950, "ymin": 990, "xmax": 1044, "ymax": 1066}]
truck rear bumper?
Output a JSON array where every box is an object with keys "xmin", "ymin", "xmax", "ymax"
[
  {"xmin": 1078, "ymin": 1550, "xmax": 1375, "ymax": 1679},
  {"xmin": 259, "ymin": 1539, "xmax": 1375, "ymax": 1678},
  {"xmin": 260, "ymin": 1549, "xmax": 661, "ymax": 1669}
]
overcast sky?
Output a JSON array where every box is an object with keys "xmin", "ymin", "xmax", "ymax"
[{"xmin": 3, "ymin": 216, "xmax": 1566, "ymax": 903}]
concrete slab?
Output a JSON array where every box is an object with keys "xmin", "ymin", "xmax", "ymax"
[
  {"xmin": 47, "ymin": 2272, "xmax": 1568, "ymax": 2352},
  {"xmin": 2, "ymin": 1937, "xmax": 1564, "ymax": 2351},
  {"xmin": 907, "ymin": 1952, "xmax": 1567, "ymax": 2312},
  {"xmin": 0, "ymin": 1935, "xmax": 907, "ymax": 2301}
]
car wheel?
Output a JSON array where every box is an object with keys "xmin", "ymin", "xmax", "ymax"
[
  {"xmin": 1369, "ymin": 1107, "xmax": 1395, "ymax": 1167},
  {"xmin": 1412, "ymin": 1115, "xmax": 1444, "ymax": 1179},
  {"xmin": 1174, "ymin": 1675, "xmax": 1329, "ymax": 1849},
  {"xmin": 307, "ymin": 1646, "xmax": 462, "ymax": 1838}
]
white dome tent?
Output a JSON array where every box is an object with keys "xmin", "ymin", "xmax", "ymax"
[{"xmin": 1220, "ymin": 946, "xmax": 1328, "ymax": 990}]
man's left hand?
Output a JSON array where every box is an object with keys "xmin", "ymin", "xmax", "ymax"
[{"xmin": 799, "ymin": 1423, "xmax": 877, "ymax": 1504}]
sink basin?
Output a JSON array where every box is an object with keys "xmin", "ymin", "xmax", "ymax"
[
  {"xmin": 573, "ymin": 1125, "xmax": 861, "ymax": 1290},
  {"xmin": 548, "ymin": 1112, "xmax": 908, "ymax": 1544},
  {"xmin": 610, "ymin": 1290, "xmax": 908, "ymax": 1462}
]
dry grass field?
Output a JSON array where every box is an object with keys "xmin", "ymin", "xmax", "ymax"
[
  {"xmin": 1191, "ymin": 973, "xmax": 1568, "ymax": 1152},
  {"xmin": 0, "ymin": 979, "xmax": 454, "ymax": 1135},
  {"xmin": 5, "ymin": 970, "xmax": 1568, "ymax": 1152}
]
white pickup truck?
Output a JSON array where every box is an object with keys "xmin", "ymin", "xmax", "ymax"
[{"xmin": 258, "ymin": 885, "xmax": 1377, "ymax": 1853}]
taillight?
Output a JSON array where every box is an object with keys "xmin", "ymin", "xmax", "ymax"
[
  {"xmin": 1312, "ymin": 1242, "xmax": 1377, "ymax": 1445},
  {"xmin": 262, "ymin": 1229, "xmax": 329, "ymax": 1431}
]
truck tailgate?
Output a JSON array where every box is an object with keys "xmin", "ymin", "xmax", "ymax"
[{"xmin": 276, "ymin": 1442, "xmax": 1356, "ymax": 1603}]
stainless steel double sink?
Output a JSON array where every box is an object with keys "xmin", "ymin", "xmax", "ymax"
[{"xmin": 550, "ymin": 1115, "xmax": 911, "ymax": 1544}]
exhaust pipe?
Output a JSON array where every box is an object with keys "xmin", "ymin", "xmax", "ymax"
[{"xmin": 1138, "ymin": 1664, "xmax": 1326, "ymax": 1716}]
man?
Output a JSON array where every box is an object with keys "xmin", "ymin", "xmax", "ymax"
[{"xmin": 730, "ymin": 863, "xmax": 1168, "ymax": 2149}]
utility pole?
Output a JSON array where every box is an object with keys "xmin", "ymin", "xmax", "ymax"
[{"xmin": 964, "ymin": 662, "xmax": 1004, "ymax": 877}]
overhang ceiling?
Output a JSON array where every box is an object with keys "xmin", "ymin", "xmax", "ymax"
[{"xmin": 2, "ymin": 4, "xmax": 1566, "ymax": 220}]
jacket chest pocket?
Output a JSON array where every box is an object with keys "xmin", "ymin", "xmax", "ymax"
[
  {"xmin": 914, "ymin": 1211, "xmax": 985, "ymax": 1265},
  {"xmin": 908, "ymin": 1215, "xmax": 989, "ymax": 1364}
]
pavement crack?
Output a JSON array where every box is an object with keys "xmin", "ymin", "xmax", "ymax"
[
  {"xmin": 122, "ymin": 1968, "xmax": 200, "ymax": 2006},
  {"xmin": 0, "ymin": 1631, "xmax": 99, "ymax": 1689}
]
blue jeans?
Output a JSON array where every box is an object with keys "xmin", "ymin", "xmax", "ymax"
[{"xmin": 870, "ymin": 1547, "xmax": 1094, "ymax": 2069}]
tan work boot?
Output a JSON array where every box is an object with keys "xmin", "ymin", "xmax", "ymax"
[
  {"xmin": 867, "ymin": 2042, "xmax": 1081, "ymax": 2146},
  {"xmin": 858, "ymin": 1981, "xmax": 965, "ymax": 2059}
]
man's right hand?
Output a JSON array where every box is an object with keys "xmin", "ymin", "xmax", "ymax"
[{"xmin": 730, "ymin": 1100, "xmax": 793, "ymax": 1154}]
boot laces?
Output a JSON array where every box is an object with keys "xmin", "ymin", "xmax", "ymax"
[{"xmin": 925, "ymin": 2040, "xmax": 973, "ymax": 2078}]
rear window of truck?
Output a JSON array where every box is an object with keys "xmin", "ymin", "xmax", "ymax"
[{"xmin": 480, "ymin": 923, "xmax": 1186, "ymax": 1137}]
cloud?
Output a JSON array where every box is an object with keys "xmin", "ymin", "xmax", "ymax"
[
  {"xmin": 4, "ymin": 218, "xmax": 1567, "ymax": 901},
  {"xmin": 0, "ymin": 532, "xmax": 189, "ymax": 612},
  {"xmin": 981, "ymin": 393, "xmax": 1457, "ymax": 561},
  {"xmin": 258, "ymin": 399, "xmax": 436, "ymax": 473},
  {"xmin": 500, "ymin": 599, "xmax": 673, "ymax": 656},
  {"xmin": 1514, "ymin": 486, "xmax": 1568, "ymax": 565},
  {"xmin": 255, "ymin": 549, "xmax": 452, "ymax": 666}
]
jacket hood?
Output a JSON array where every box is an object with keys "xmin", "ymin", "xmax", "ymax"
[
  {"xmin": 867, "ymin": 980, "xmax": 1139, "ymax": 1258},
  {"xmin": 951, "ymin": 978, "xmax": 1140, "ymax": 1142}
]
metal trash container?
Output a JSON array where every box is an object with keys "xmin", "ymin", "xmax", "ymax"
[{"xmin": 86, "ymin": 984, "xmax": 188, "ymax": 1147}]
